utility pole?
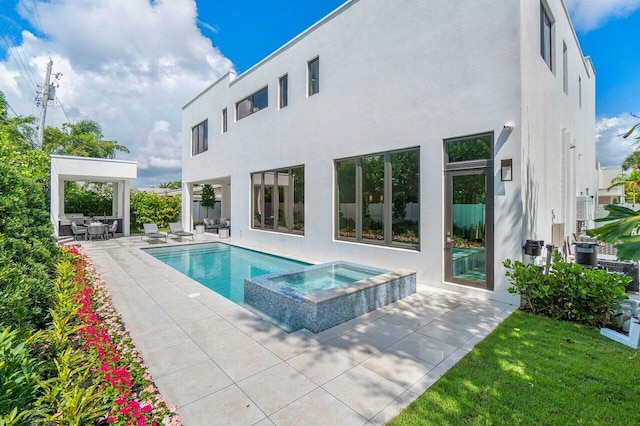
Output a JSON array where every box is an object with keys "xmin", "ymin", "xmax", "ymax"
[{"xmin": 36, "ymin": 58, "xmax": 53, "ymax": 146}]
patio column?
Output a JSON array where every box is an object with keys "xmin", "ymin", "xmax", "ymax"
[
  {"xmin": 112, "ymin": 181, "xmax": 120, "ymax": 217},
  {"xmin": 123, "ymin": 180, "xmax": 131, "ymax": 236},
  {"xmin": 182, "ymin": 182, "xmax": 194, "ymax": 231}
]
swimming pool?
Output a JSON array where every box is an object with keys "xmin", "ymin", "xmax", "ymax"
[{"xmin": 143, "ymin": 242, "xmax": 309, "ymax": 303}]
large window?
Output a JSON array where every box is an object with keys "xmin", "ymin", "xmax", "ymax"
[
  {"xmin": 308, "ymin": 57, "xmax": 319, "ymax": 96},
  {"xmin": 336, "ymin": 148, "xmax": 420, "ymax": 249},
  {"xmin": 191, "ymin": 120, "xmax": 208, "ymax": 155},
  {"xmin": 236, "ymin": 86, "xmax": 268, "ymax": 120},
  {"xmin": 540, "ymin": 2, "xmax": 553, "ymax": 70},
  {"xmin": 252, "ymin": 166, "xmax": 304, "ymax": 234},
  {"xmin": 279, "ymin": 74, "xmax": 288, "ymax": 108}
]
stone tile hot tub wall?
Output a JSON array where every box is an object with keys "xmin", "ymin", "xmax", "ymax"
[{"xmin": 244, "ymin": 261, "xmax": 416, "ymax": 333}]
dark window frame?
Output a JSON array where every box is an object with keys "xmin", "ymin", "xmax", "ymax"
[
  {"xmin": 540, "ymin": 2, "xmax": 554, "ymax": 71},
  {"xmin": 308, "ymin": 57, "xmax": 319, "ymax": 96},
  {"xmin": 236, "ymin": 86, "xmax": 269, "ymax": 121},
  {"xmin": 335, "ymin": 147, "xmax": 420, "ymax": 250},
  {"xmin": 191, "ymin": 119, "xmax": 208, "ymax": 156},
  {"xmin": 251, "ymin": 165, "xmax": 304, "ymax": 235},
  {"xmin": 222, "ymin": 108, "xmax": 228, "ymax": 133},
  {"xmin": 279, "ymin": 74, "xmax": 288, "ymax": 109}
]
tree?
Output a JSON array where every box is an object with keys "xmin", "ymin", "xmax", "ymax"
[
  {"xmin": 43, "ymin": 120, "xmax": 129, "ymax": 159},
  {"xmin": 158, "ymin": 180, "xmax": 181, "ymax": 190},
  {"xmin": 200, "ymin": 184, "xmax": 217, "ymax": 218},
  {"xmin": 608, "ymin": 169, "xmax": 640, "ymax": 206},
  {"xmin": 621, "ymin": 151, "xmax": 640, "ymax": 170}
]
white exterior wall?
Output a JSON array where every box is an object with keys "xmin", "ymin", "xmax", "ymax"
[
  {"xmin": 182, "ymin": 0, "xmax": 594, "ymax": 303},
  {"xmin": 519, "ymin": 0, "xmax": 597, "ymax": 243}
]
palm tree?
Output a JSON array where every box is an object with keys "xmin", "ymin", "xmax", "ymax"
[{"xmin": 609, "ymin": 169, "xmax": 640, "ymax": 206}]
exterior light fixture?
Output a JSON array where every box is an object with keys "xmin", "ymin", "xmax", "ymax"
[{"xmin": 501, "ymin": 159, "xmax": 513, "ymax": 181}]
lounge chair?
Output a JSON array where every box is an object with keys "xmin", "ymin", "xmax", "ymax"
[
  {"xmin": 71, "ymin": 221, "xmax": 87, "ymax": 241},
  {"xmin": 142, "ymin": 223, "xmax": 167, "ymax": 243},
  {"xmin": 168, "ymin": 222, "xmax": 194, "ymax": 241}
]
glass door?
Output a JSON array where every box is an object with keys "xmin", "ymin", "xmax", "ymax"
[{"xmin": 444, "ymin": 169, "xmax": 493, "ymax": 289}]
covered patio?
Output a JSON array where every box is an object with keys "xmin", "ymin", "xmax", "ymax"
[{"xmin": 50, "ymin": 155, "xmax": 137, "ymax": 238}]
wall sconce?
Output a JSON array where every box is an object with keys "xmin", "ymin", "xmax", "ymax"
[{"xmin": 501, "ymin": 159, "xmax": 513, "ymax": 181}]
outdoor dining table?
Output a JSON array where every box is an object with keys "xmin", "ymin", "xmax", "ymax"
[{"xmin": 87, "ymin": 222, "xmax": 108, "ymax": 241}]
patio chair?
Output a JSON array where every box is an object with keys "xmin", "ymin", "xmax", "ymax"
[
  {"xmin": 203, "ymin": 218, "xmax": 217, "ymax": 232},
  {"xmin": 168, "ymin": 222, "xmax": 194, "ymax": 241},
  {"xmin": 71, "ymin": 221, "xmax": 87, "ymax": 241},
  {"xmin": 106, "ymin": 220, "xmax": 118, "ymax": 239},
  {"xmin": 142, "ymin": 223, "xmax": 167, "ymax": 243}
]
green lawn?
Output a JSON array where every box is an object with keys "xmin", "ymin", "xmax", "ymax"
[{"xmin": 388, "ymin": 310, "xmax": 639, "ymax": 425}]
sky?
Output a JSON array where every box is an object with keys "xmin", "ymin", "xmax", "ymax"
[{"xmin": 0, "ymin": 0, "xmax": 639, "ymax": 187}]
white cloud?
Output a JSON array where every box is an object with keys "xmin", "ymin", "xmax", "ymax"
[
  {"xmin": 596, "ymin": 113, "xmax": 640, "ymax": 168},
  {"xmin": 564, "ymin": 0, "xmax": 640, "ymax": 32},
  {"xmin": 2, "ymin": 0, "xmax": 233, "ymax": 187}
]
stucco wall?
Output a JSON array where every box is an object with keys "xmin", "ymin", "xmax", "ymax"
[{"xmin": 181, "ymin": 0, "xmax": 593, "ymax": 303}]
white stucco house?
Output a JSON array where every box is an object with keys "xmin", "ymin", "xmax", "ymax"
[{"xmin": 181, "ymin": 0, "xmax": 597, "ymax": 303}]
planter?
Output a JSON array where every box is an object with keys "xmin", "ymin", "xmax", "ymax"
[
  {"xmin": 600, "ymin": 318, "xmax": 640, "ymax": 349},
  {"xmin": 195, "ymin": 225, "xmax": 204, "ymax": 234}
]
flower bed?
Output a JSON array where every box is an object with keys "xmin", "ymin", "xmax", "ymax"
[{"xmin": 66, "ymin": 245, "xmax": 181, "ymax": 425}]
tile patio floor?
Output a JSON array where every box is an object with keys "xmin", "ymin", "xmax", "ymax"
[{"xmin": 77, "ymin": 233, "xmax": 517, "ymax": 425}]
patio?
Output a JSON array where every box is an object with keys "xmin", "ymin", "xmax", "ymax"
[{"xmin": 79, "ymin": 234, "xmax": 516, "ymax": 425}]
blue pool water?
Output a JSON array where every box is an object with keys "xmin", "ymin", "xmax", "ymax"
[
  {"xmin": 143, "ymin": 242, "xmax": 309, "ymax": 303},
  {"xmin": 271, "ymin": 264, "xmax": 379, "ymax": 295}
]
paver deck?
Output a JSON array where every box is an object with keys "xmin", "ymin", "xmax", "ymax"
[{"xmin": 77, "ymin": 233, "xmax": 517, "ymax": 425}]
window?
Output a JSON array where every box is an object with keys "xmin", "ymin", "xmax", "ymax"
[
  {"xmin": 308, "ymin": 57, "xmax": 319, "ymax": 96},
  {"xmin": 252, "ymin": 166, "xmax": 304, "ymax": 234},
  {"xmin": 236, "ymin": 86, "xmax": 268, "ymax": 120},
  {"xmin": 336, "ymin": 148, "xmax": 420, "ymax": 249},
  {"xmin": 222, "ymin": 108, "xmax": 227, "ymax": 133},
  {"xmin": 191, "ymin": 120, "xmax": 208, "ymax": 155},
  {"xmin": 540, "ymin": 2, "xmax": 553, "ymax": 70},
  {"xmin": 279, "ymin": 74, "xmax": 288, "ymax": 108},
  {"xmin": 562, "ymin": 42, "xmax": 568, "ymax": 94},
  {"xmin": 579, "ymin": 76, "xmax": 582, "ymax": 108}
]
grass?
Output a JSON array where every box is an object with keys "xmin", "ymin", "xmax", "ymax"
[{"xmin": 388, "ymin": 310, "xmax": 640, "ymax": 425}]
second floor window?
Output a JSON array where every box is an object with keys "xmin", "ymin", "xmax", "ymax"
[
  {"xmin": 308, "ymin": 57, "xmax": 319, "ymax": 96},
  {"xmin": 279, "ymin": 74, "xmax": 288, "ymax": 108},
  {"xmin": 222, "ymin": 108, "xmax": 228, "ymax": 133},
  {"xmin": 236, "ymin": 86, "xmax": 268, "ymax": 120},
  {"xmin": 191, "ymin": 120, "xmax": 208, "ymax": 155},
  {"xmin": 540, "ymin": 3, "xmax": 553, "ymax": 70}
]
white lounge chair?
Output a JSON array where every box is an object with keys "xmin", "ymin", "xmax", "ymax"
[
  {"xmin": 168, "ymin": 223, "xmax": 194, "ymax": 241},
  {"xmin": 142, "ymin": 223, "xmax": 167, "ymax": 243}
]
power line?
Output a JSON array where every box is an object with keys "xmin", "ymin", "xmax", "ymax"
[
  {"xmin": 31, "ymin": 0, "xmax": 50, "ymax": 58},
  {"xmin": 4, "ymin": 99, "xmax": 18, "ymax": 117},
  {"xmin": 0, "ymin": 13, "xmax": 39, "ymax": 95},
  {"xmin": 56, "ymin": 97, "xmax": 72, "ymax": 124}
]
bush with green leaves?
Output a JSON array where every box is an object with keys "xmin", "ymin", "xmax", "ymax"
[
  {"xmin": 130, "ymin": 190, "xmax": 181, "ymax": 231},
  {"xmin": 63, "ymin": 181, "xmax": 114, "ymax": 217},
  {"xmin": 0, "ymin": 95, "xmax": 59, "ymax": 334},
  {"xmin": 0, "ymin": 328, "xmax": 42, "ymax": 421},
  {"xmin": 504, "ymin": 252, "xmax": 629, "ymax": 328}
]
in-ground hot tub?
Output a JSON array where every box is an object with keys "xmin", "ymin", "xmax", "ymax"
[{"xmin": 244, "ymin": 261, "xmax": 416, "ymax": 333}]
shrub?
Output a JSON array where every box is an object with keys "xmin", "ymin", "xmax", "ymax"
[
  {"xmin": 130, "ymin": 191, "xmax": 181, "ymax": 230},
  {"xmin": 0, "ymin": 328, "xmax": 42, "ymax": 421},
  {"xmin": 504, "ymin": 252, "xmax": 629, "ymax": 328}
]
